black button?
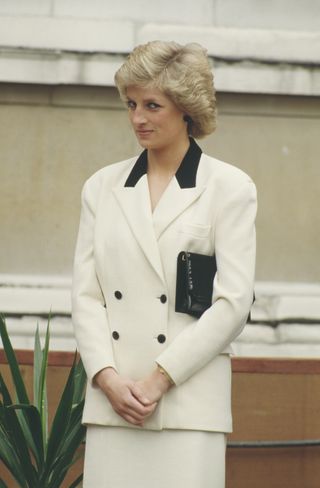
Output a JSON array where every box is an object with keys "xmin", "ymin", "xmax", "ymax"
[
  {"xmin": 114, "ymin": 291, "xmax": 122, "ymax": 299},
  {"xmin": 112, "ymin": 331, "xmax": 120, "ymax": 340},
  {"xmin": 157, "ymin": 334, "xmax": 166, "ymax": 344},
  {"xmin": 160, "ymin": 294, "xmax": 167, "ymax": 304}
]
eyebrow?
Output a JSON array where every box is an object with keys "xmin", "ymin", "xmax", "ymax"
[{"xmin": 126, "ymin": 96, "xmax": 162, "ymax": 104}]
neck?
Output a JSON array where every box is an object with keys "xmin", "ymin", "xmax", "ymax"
[{"xmin": 147, "ymin": 136, "xmax": 190, "ymax": 177}]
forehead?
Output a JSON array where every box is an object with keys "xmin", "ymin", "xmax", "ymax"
[{"xmin": 126, "ymin": 85, "xmax": 170, "ymax": 102}]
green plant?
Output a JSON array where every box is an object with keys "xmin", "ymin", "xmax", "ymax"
[{"xmin": 0, "ymin": 314, "xmax": 87, "ymax": 488}]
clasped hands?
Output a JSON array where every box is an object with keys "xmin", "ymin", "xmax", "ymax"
[{"xmin": 94, "ymin": 367, "xmax": 172, "ymax": 426}]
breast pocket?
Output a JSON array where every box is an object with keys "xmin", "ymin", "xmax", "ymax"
[{"xmin": 179, "ymin": 223, "xmax": 211, "ymax": 239}]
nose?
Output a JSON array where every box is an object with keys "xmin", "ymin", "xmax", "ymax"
[{"xmin": 130, "ymin": 106, "xmax": 147, "ymax": 126}]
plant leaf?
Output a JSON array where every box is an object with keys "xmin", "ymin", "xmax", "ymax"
[
  {"xmin": 9, "ymin": 404, "xmax": 44, "ymax": 467},
  {"xmin": 46, "ymin": 425, "xmax": 85, "ymax": 488},
  {"xmin": 0, "ymin": 372, "xmax": 13, "ymax": 407},
  {"xmin": 66, "ymin": 400, "xmax": 85, "ymax": 436},
  {"xmin": 33, "ymin": 325, "xmax": 42, "ymax": 410},
  {"xmin": 72, "ymin": 358, "xmax": 86, "ymax": 405},
  {"xmin": 39, "ymin": 321, "xmax": 50, "ymax": 450},
  {"xmin": 0, "ymin": 422, "xmax": 28, "ymax": 488},
  {"xmin": 0, "ymin": 315, "xmax": 29, "ymax": 405},
  {"xmin": 0, "ymin": 405, "xmax": 37, "ymax": 487},
  {"xmin": 45, "ymin": 402, "xmax": 85, "ymax": 487},
  {"xmin": 0, "ymin": 325, "xmax": 43, "ymax": 472},
  {"xmin": 42, "ymin": 358, "xmax": 76, "ymax": 479},
  {"xmin": 1, "ymin": 315, "xmax": 85, "ymax": 486}
]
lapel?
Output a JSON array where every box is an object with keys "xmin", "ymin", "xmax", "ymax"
[
  {"xmin": 152, "ymin": 178, "xmax": 205, "ymax": 239},
  {"xmin": 112, "ymin": 138, "xmax": 204, "ymax": 282},
  {"xmin": 113, "ymin": 175, "xmax": 165, "ymax": 283}
]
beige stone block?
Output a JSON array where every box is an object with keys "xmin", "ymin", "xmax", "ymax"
[
  {"xmin": 53, "ymin": 0, "xmax": 213, "ymax": 25},
  {"xmin": 0, "ymin": 94, "xmax": 137, "ymax": 275},
  {"xmin": 217, "ymin": 93, "xmax": 320, "ymax": 118},
  {"xmin": 0, "ymin": 0, "xmax": 51, "ymax": 16},
  {"xmin": 51, "ymin": 85, "xmax": 123, "ymax": 109},
  {"xmin": 214, "ymin": 0, "xmax": 320, "ymax": 31},
  {"xmin": 0, "ymin": 86, "xmax": 319, "ymax": 283},
  {"xmin": 0, "ymin": 16, "xmax": 133, "ymax": 52},
  {"xmin": 138, "ymin": 24, "xmax": 320, "ymax": 64},
  {"xmin": 0, "ymin": 82, "xmax": 50, "ymax": 105},
  {"xmin": 202, "ymin": 94, "xmax": 320, "ymax": 282}
]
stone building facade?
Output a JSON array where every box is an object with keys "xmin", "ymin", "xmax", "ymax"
[{"xmin": 0, "ymin": 0, "xmax": 319, "ymax": 355}]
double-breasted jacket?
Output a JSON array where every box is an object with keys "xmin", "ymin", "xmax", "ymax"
[{"xmin": 72, "ymin": 138, "xmax": 257, "ymax": 433}]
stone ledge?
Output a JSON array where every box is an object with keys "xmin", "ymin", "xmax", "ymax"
[
  {"xmin": 1, "ymin": 17, "xmax": 318, "ymax": 65},
  {"xmin": 1, "ymin": 316, "xmax": 76, "ymax": 351},
  {"xmin": 0, "ymin": 16, "xmax": 134, "ymax": 52},
  {"xmin": 0, "ymin": 48, "xmax": 319, "ymax": 96},
  {"xmin": 1, "ymin": 275, "xmax": 319, "ymax": 320},
  {"xmin": 3, "ymin": 316, "xmax": 320, "ymax": 357},
  {"xmin": 237, "ymin": 323, "xmax": 320, "ymax": 345},
  {"xmin": 252, "ymin": 281, "xmax": 320, "ymax": 322},
  {"xmin": 138, "ymin": 24, "xmax": 320, "ymax": 65},
  {"xmin": 1, "ymin": 275, "xmax": 320, "ymax": 356},
  {"xmin": 0, "ymin": 18, "xmax": 319, "ymax": 95}
]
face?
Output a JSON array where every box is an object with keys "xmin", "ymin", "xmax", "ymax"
[{"xmin": 126, "ymin": 85, "xmax": 188, "ymax": 151}]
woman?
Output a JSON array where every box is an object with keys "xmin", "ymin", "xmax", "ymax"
[{"xmin": 72, "ymin": 41, "xmax": 257, "ymax": 487}]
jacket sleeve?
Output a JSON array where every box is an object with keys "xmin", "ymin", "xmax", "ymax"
[
  {"xmin": 156, "ymin": 179, "xmax": 257, "ymax": 386},
  {"xmin": 72, "ymin": 175, "xmax": 117, "ymax": 384}
]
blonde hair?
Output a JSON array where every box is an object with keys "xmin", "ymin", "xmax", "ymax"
[{"xmin": 114, "ymin": 40, "xmax": 216, "ymax": 138}]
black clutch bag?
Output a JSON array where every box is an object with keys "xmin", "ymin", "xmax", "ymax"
[{"xmin": 175, "ymin": 251, "xmax": 217, "ymax": 318}]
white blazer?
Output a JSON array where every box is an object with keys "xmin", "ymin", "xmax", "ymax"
[{"xmin": 72, "ymin": 138, "xmax": 257, "ymax": 433}]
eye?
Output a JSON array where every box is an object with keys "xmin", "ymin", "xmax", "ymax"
[
  {"xmin": 147, "ymin": 102, "xmax": 160, "ymax": 109},
  {"xmin": 126, "ymin": 100, "xmax": 136, "ymax": 110}
]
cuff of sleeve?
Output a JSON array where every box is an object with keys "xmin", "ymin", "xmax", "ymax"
[
  {"xmin": 87, "ymin": 361, "xmax": 118, "ymax": 387},
  {"xmin": 156, "ymin": 362, "xmax": 175, "ymax": 386}
]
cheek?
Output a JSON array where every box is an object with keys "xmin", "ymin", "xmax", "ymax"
[{"xmin": 167, "ymin": 114, "xmax": 186, "ymax": 133}]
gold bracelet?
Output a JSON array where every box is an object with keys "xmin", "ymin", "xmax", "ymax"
[{"xmin": 157, "ymin": 365, "xmax": 175, "ymax": 385}]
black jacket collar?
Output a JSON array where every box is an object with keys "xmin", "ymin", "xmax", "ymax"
[{"xmin": 124, "ymin": 138, "xmax": 202, "ymax": 189}]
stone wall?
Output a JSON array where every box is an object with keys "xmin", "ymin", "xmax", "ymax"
[
  {"xmin": 1, "ymin": 86, "xmax": 319, "ymax": 282},
  {"xmin": 0, "ymin": 1, "xmax": 319, "ymax": 356}
]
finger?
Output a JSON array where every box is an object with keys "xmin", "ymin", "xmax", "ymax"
[
  {"xmin": 115, "ymin": 402, "xmax": 148, "ymax": 423},
  {"xmin": 141, "ymin": 403, "xmax": 157, "ymax": 418},
  {"xmin": 127, "ymin": 395, "xmax": 155, "ymax": 415},
  {"xmin": 125, "ymin": 403, "xmax": 154, "ymax": 421},
  {"xmin": 131, "ymin": 384, "xmax": 151, "ymax": 406},
  {"xmin": 122, "ymin": 413, "xmax": 144, "ymax": 426}
]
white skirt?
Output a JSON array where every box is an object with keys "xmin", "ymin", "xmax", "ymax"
[{"xmin": 83, "ymin": 425, "xmax": 226, "ymax": 488}]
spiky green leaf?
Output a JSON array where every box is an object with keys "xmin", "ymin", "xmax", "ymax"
[
  {"xmin": 0, "ymin": 327, "xmax": 42, "ymax": 468},
  {"xmin": 1, "ymin": 405, "xmax": 37, "ymax": 487},
  {"xmin": 72, "ymin": 358, "xmax": 86, "ymax": 404},
  {"xmin": 46, "ymin": 425, "xmax": 85, "ymax": 488},
  {"xmin": 0, "ymin": 315, "xmax": 29, "ymax": 405},
  {"xmin": 9, "ymin": 404, "xmax": 44, "ymax": 467},
  {"xmin": 0, "ymin": 422, "xmax": 28, "ymax": 487},
  {"xmin": 33, "ymin": 326, "xmax": 42, "ymax": 410},
  {"xmin": 38, "ymin": 322, "xmax": 50, "ymax": 449},
  {"xmin": 43, "ymin": 358, "xmax": 77, "ymax": 477},
  {"xmin": 0, "ymin": 314, "xmax": 85, "ymax": 486}
]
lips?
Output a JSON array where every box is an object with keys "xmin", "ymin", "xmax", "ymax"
[{"xmin": 136, "ymin": 129, "xmax": 153, "ymax": 136}]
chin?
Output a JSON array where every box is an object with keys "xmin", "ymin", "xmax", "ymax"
[{"xmin": 137, "ymin": 139, "xmax": 158, "ymax": 150}]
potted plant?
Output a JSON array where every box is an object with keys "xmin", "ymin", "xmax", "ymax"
[{"xmin": 0, "ymin": 314, "xmax": 86, "ymax": 488}]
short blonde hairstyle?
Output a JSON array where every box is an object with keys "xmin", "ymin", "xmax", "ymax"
[{"xmin": 114, "ymin": 40, "xmax": 216, "ymax": 138}]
